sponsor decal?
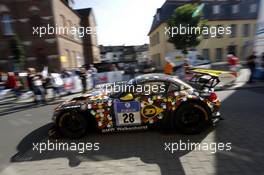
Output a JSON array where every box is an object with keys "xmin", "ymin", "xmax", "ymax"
[
  {"xmin": 141, "ymin": 104, "xmax": 164, "ymax": 119},
  {"xmin": 102, "ymin": 126, "xmax": 148, "ymax": 133}
]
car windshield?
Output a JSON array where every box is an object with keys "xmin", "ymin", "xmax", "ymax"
[
  {"xmin": 100, "ymin": 81, "xmax": 131, "ymax": 98},
  {"xmin": 172, "ymin": 77, "xmax": 193, "ymax": 90}
]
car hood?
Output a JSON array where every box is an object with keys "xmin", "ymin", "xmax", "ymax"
[{"xmin": 69, "ymin": 89, "xmax": 111, "ymax": 103}]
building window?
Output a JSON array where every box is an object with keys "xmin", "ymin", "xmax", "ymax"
[
  {"xmin": 60, "ymin": 15, "xmax": 66, "ymax": 27},
  {"xmin": 156, "ymin": 32, "xmax": 160, "ymax": 44},
  {"xmin": 202, "ymin": 49, "xmax": 210, "ymax": 60},
  {"xmin": 243, "ymin": 24, "xmax": 250, "ymax": 37},
  {"xmin": 228, "ymin": 45, "xmax": 237, "ymax": 56},
  {"xmin": 73, "ymin": 24, "xmax": 79, "ymax": 40},
  {"xmin": 68, "ymin": 20, "xmax": 73, "ymax": 37},
  {"xmin": 76, "ymin": 52, "xmax": 83, "ymax": 67},
  {"xmin": 213, "ymin": 5, "xmax": 220, "ymax": 14},
  {"xmin": 152, "ymin": 53, "xmax": 161, "ymax": 67},
  {"xmin": 150, "ymin": 32, "xmax": 160, "ymax": 47},
  {"xmin": 156, "ymin": 12, "xmax": 160, "ymax": 21},
  {"xmin": 1, "ymin": 14, "xmax": 13, "ymax": 36},
  {"xmin": 65, "ymin": 49, "xmax": 71, "ymax": 67},
  {"xmin": 216, "ymin": 48, "xmax": 222, "ymax": 61},
  {"xmin": 29, "ymin": 5, "xmax": 40, "ymax": 12},
  {"xmin": 68, "ymin": 20, "xmax": 72, "ymax": 28},
  {"xmin": 216, "ymin": 25, "xmax": 224, "ymax": 38},
  {"xmin": 250, "ymin": 4, "xmax": 257, "ymax": 13},
  {"xmin": 232, "ymin": 4, "xmax": 239, "ymax": 14},
  {"xmin": 253, "ymin": 23, "xmax": 257, "ymax": 36},
  {"xmin": 72, "ymin": 51, "xmax": 76, "ymax": 67},
  {"xmin": 230, "ymin": 24, "xmax": 237, "ymax": 38}
]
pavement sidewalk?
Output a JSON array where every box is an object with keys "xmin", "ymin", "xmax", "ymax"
[{"xmin": 223, "ymin": 68, "xmax": 264, "ymax": 90}]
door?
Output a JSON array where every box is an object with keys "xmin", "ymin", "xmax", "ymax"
[
  {"xmin": 114, "ymin": 99, "xmax": 142, "ymax": 127},
  {"xmin": 228, "ymin": 45, "xmax": 237, "ymax": 56}
]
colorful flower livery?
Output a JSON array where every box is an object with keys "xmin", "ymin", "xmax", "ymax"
[{"xmin": 52, "ymin": 74, "xmax": 221, "ymax": 138}]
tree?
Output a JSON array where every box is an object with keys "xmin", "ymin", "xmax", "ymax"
[
  {"xmin": 167, "ymin": 3, "xmax": 206, "ymax": 55},
  {"xmin": 9, "ymin": 35, "xmax": 26, "ymax": 71}
]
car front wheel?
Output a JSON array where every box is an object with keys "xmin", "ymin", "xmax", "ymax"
[{"xmin": 57, "ymin": 110, "xmax": 88, "ymax": 139}]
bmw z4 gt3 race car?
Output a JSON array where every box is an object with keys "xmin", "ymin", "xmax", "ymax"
[{"xmin": 52, "ymin": 73, "xmax": 221, "ymax": 138}]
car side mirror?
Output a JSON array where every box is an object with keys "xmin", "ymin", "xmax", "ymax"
[{"xmin": 120, "ymin": 93, "xmax": 134, "ymax": 101}]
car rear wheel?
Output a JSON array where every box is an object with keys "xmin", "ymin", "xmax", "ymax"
[
  {"xmin": 57, "ymin": 110, "xmax": 87, "ymax": 139},
  {"xmin": 173, "ymin": 102, "xmax": 210, "ymax": 134}
]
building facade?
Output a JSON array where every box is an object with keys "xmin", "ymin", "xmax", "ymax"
[
  {"xmin": 134, "ymin": 44, "xmax": 150, "ymax": 63},
  {"xmin": 0, "ymin": 0, "xmax": 100, "ymax": 72},
  {"xmin": 77, "ymin": 8, "xmax": 101, "ymax": 65},
  {"xmin": 149, "ymin": 0, "xmax": 260, "ymax": 69},
  {"xmin": 100, "ymin": 45, "xmax": 125, "ymax": 63},
  {"xmin": 100, "ymin": 44, "xmax": 148, "ymax": 63}
]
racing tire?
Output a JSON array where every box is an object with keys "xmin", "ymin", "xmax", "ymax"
[
  {"xmin": 160, "ymin": 110, "xmax": 174, "ymax": 133},
  {"xmin": 57, "ymin": 110, "xmax": 88, "ymax": 139},
  {"xmin": 173, "ymin": 102, "xmax": 210, "ymax": 134}
]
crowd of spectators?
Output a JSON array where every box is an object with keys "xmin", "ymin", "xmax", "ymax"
[{"xmin": 0, "ymin": 65, "xmax": 97, "ymax": 104}]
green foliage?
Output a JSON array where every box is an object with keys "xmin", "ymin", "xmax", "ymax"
[
  {"xmin": 9, "ymin": 35, "xmax": 25, "ymax": 71},
  {"xmin": 167, "ymin": 4, "xmax": 206, "ymax": 54}
]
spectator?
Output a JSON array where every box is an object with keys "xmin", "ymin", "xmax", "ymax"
[
  {"xmin": 79, "ymin": 67, "xmax": 87, "ymax": 94},
  {"xmin": 51, "ymin": 73, "xmax": 64, "ymax": 100},
  {"xmin": 183, "ymin": 58, "xmax": 190, "ymax": 74},
  {"xmin": 6, "ymin": 72, "xmax": 21, "ymax": 97},
  {"xmin": 61, "ymin": 69, "xmax": 71, "ymax": 79},
  {"xmin": 88, "ymin": 64, "xmax": 98, "ymax": 74},
  {"xmin": 129, "ymin": 64, "xmax": 136, "ymax": 79},
  {"xmin": 88, "ymin": 64, "xmax": 98, "ymax": 88},
  {"xmin": 227, "ymin": 54, "xmax": 240, "ymax": 73},
  {"xmin": 247, "ymin": 52, "xmax": 257, "ymax": 83},
  {"xmin": 111, "ymin": 64, "xmax": 119, "ymax": 71},
  {"xmin": 43, "ymin": 75, "xmax": 53, "ymax": 98},
  {"xmin": 33, "ymin": 74, "xmax": 46, "ymax": 104},
  {"xmin": 0, "ymin": 72, "xmax": 7, "ymax": 88},
  {"xmin": 261, "ymin": 52, "xmax": 264, "ymax": 69},
  {"xmin": 164, "ymin": 60, "xmax": 173, "ymax": 75},
  {"xmin": 27, "ymin": 68, "xmax": 36, "ymax": 92}
]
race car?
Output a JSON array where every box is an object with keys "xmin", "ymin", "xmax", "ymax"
[{"xmin": 51, "ymin": 74, "xmax": 221, "ymax": 138}]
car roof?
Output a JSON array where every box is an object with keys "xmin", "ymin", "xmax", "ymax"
[
  {"xmin": 132, "ymin": 73, "xmax": 175, "ymax": 83},
  {"xmin": 131, "ymin": 74, "xmax": 193, "ymax": 89}
]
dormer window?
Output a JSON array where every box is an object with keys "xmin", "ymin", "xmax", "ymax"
[
  {"xmin": 29, "ymin": 5, "xmax": 40, "ymax": 12},
  {"xmin": 1, "ymin": 14, "xmax": 13, "ymax": 36},
  {"xmin": 213, "ymin": 5, "xmax": 220, "ymax": 14},
  {"xmin": 250, "ymin": 4, "xmax": 257, "ymax": 13},
  {"xmin": 0, "ymin": 5, "xmax": 10, "ymax": 13},
  {"xmin": 232, "ymin": 4, "xmax": 239, "ymax": 14},
  {"xmin": 156, "ymin": 12, "xmax": 160, "ymax": 21}
]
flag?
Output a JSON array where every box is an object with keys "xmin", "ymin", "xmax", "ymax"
[{"xmin": 192, "ymin": 3, "xmax": 205, "ymax": 17}]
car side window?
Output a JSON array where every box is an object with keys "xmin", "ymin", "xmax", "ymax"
[{"xmin": 168, "ymin": 82, "xmax": 180, "ymax": 92}]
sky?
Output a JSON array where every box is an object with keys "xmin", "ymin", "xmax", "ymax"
[{"xmin": 73, "ymin": 0, "xmax": 166, "ymax": 46}]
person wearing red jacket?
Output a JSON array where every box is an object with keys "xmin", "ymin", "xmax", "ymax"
[
  {"xmin": 6, "ymin": 72, "xmax": 18, "ymax": 89},
  {"xmin": 227, "ymin": 54, "xmax": 240, "ymax": 73},
  {"xmin": 6, "ymin": 72, "xmax": 21, "ymax": 97}
]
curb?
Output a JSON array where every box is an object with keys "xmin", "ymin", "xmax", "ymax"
[{"xmin": 215, "ymin": 81, "xmax": 264, "ymax": 91}]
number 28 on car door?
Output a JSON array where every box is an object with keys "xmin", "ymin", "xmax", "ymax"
[{"xmin": 114, "ymin": 101, "xmax": 141, "ymax": 126}]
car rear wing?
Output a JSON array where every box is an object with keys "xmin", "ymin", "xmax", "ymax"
[{"xmin": 187, "ymin": 68, "xmax": 237, "ymax": 90}]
